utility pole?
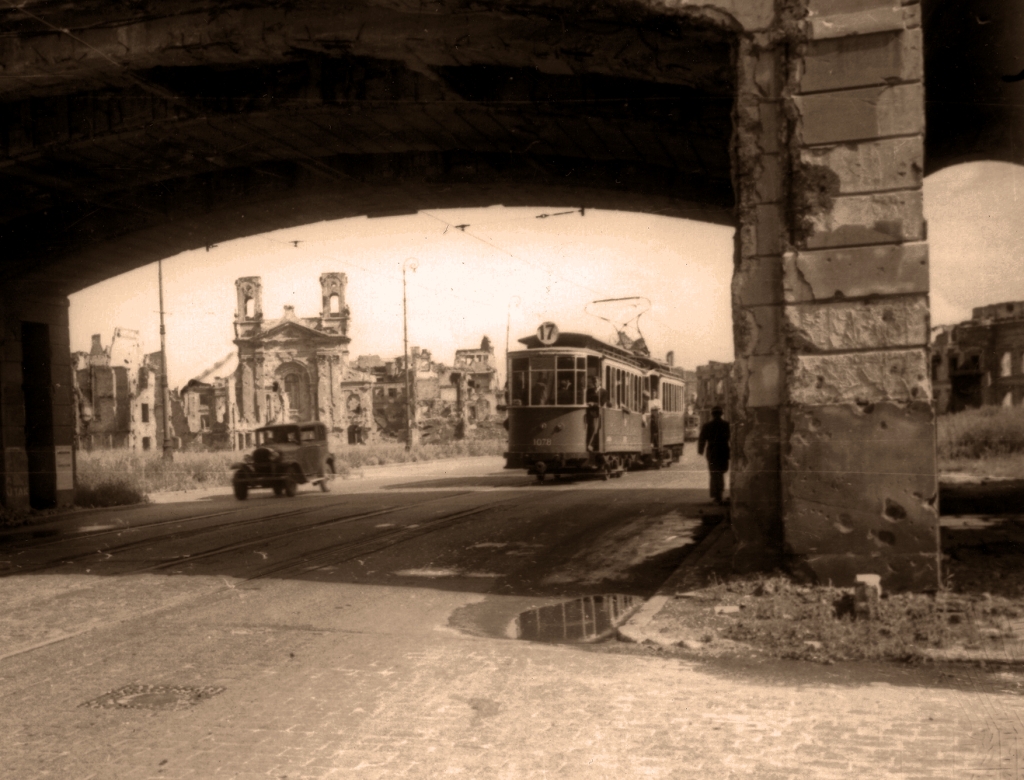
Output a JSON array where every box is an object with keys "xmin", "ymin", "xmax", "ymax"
[
  {"xmin": 158, "ymin": 259, "xmax": 174, "ymax": 462},
  {"xmin": 505, "ymin": 296, "xmax": 520, "ymax": 390},
  {"xmin": 402, "ymin": 258, "xmax": 418, "ymax": 451}
]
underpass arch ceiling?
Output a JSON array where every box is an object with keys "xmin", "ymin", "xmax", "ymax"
[{"xmin": 0, "ymin": 0, "xmax": 744, "ymax": 296}]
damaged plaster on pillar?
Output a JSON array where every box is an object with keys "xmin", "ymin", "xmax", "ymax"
[
  {"xmin": 785, "ymin": 296, "xmax": 930, "ymax": 353},
  {"xmin": 790, "ymin": 349, "xmax": 931, "ymax": 408}
]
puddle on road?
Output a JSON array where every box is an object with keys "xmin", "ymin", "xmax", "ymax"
[{"xmin": 507, "ymin": 594, "xmax": 640, "ymax": 643}]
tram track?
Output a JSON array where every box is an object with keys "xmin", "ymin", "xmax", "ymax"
[
  {"xmin": 1, "ymin": 492, "xmax": 476, "ymax": 577},
  {"xmin": 136, "ymin": 495, "xmax": 516, "ymax": 578},
  {"xmin": 244, "ymin": 496, "xmax": 525, "ymax": 581},
  {"xmin": 0, "ymin": 492, "xmax": 531, "ymax": 662}
]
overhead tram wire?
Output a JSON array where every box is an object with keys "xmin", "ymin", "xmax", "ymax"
[
  {"xmin": 247, "ymin": 233, "xmax": 499, "ymax": 311},
  {"xmin": 418, "ymin": 210, "xmax": 698, "ymax": 346}
]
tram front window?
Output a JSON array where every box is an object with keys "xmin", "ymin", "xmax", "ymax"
[
  {"xmin": 530, "ymin": 356, "xmax": 556, "ymax": 405},
  {"xmin": 511, "ymin": 354, "xmax": 590, "ymax": 406}
]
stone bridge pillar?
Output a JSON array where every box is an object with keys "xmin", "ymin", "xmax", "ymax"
[{"xmin": 730, "ymin": 0, "xmax": 938, "ymax": 590}]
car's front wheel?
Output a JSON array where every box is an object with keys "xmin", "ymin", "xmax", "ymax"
[
  {"xmin": 232, "ymin": 470, "xmax": 249, "ymax": 500},
  {"xmin": 281, "ymin": 474, "xmax": 297, "ymax": 498}
]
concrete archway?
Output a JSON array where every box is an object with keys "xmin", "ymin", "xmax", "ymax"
[{"xmin": 4, "ymin": 0, "xmax": 1016, "ymax": 588}]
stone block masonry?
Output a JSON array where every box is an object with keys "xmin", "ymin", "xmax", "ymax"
[
  {"xmin": 772, "ymin": 0, "xmax": 937, "ymax": 589},
  {"xmin": 726, "ymin": 0, "xmax": 936, "ymax": 588}
]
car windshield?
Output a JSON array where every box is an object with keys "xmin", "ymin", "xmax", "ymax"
[{"xmin": 256, "ymin": 427, "xmax": 299, "ymax": 445}]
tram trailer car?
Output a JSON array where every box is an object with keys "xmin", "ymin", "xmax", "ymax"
[{"xmin": 505, "ymin": 328, "xmax": 687, "ymax": 481}]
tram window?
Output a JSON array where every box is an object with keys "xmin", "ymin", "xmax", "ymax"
[
  {"xmin": 511, "ymin": 358, "xmax": 528, "ymax": 406},
  {"xmin": 531, "ymin": 370, "xmax": 554, "ymax": 405},
  {"xmin": 556, "ymin": 356, "xmax": 576, "ymax": 405},
  {"xmin": 529, "ymin": 356, "xmax": 555, "ymax": 405}
]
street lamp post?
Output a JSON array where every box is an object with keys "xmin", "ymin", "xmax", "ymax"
[
  {"xmin": 158, "ymin": 259, "xmax": 173, "ymax": 462},
  {"xmin": 402, "ymin": 258, "xmax": 418, "ymax": 451}
]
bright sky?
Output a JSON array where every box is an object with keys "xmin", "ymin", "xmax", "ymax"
[
  {"xmin": 69, "ymin": 161, "xmax": 1024, "ymax": 388},
  {"xmin": 69, "ymin": 206, "xmax": 735, "ymax": 387}
]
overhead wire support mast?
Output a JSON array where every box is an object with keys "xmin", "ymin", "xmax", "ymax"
[
  {"xmin": 158, "ymin": 258, "xmax": 173, "ymax": 462},
  {"xmin": 403, "ymin": 258, "xmax": 418, "ymax": 452}
]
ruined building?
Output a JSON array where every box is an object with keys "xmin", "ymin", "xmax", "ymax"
[
  {"xmin": 228, "ymin": 274, "xmax": 376, "ymax": 449},
  {"xmin": 178, "ymin": 353, "xmax": 237, "ymax": 450},
  {"xmin": 72, "ymin": 328, "xmax": 177, "ymax": 451},
  {"xmin": 696, "ymin": 361, "xmax": 735, "ymax": 427},
  {"xmin": 452, "ymin": 337, "xmax": 502, "ymax": 435},
  {"xmin": 177, "ymin": 274, "xmax": 502, "ymax": 449},
  {"xmin": 363, "ymin": 337, "xmax": 503, "ymax": 443},
  {"xmin": 932, "ymin": 302, "xmax": 1024, "ymax": 414}
]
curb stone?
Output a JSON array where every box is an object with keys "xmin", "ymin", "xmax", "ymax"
[{"xmin": 617, "ymin": 514, "xmax": 733, "ymax": 645}]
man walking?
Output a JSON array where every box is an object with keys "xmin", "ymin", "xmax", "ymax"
[{"xmin": 697, "ymin": 406, "xmax": 730, "ymax": 505}]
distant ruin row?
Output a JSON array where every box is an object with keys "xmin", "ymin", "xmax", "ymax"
[{"xmin": 73, "ymin": 274, "xmax": 504, "ymax": 452}]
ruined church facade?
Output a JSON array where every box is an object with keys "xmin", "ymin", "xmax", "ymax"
[{"xmin": 231, "ymin": 273, "xmax": 375, "ymax": 449}]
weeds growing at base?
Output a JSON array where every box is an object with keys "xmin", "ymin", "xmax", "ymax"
[{"xmin": 659, "ymin": 575, "xmax": 1021, "ymax": 664}]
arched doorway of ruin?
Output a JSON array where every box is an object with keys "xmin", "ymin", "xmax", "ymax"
[{"xmin": 275, "ymin": 363, "xmax": 313, "ymax": 423}]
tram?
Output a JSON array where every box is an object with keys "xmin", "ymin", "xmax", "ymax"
[{"xmin": 504, "ymin": 323, "xmax": 688, "ymax": 481}]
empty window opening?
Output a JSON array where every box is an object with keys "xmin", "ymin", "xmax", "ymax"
[{"xmin": 285, "ymin": 373, "xmax": 300, "ymax": 410}]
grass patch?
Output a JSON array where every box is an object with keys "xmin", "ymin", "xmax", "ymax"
[
  {"xmin": 340, "ymin": 439, "xmax": 506, "ymax": 469},
  {"xmin": 77, "ymin": 450, "xmax": 238, "ymax": 496},
  {"xmin": 659, "ymin": 576, "xmax": 1021, "ymax": 664},
  {"xmin": 74, "ymin": 479, "xmax": 148, "ymax": 508},
  {"xmin": 938, "ymin": 406, "xmax": 1024, "ymax": 460},
  {"xmin": 75, "ymin": 439, "xmax": 507, "ymax": 496}
]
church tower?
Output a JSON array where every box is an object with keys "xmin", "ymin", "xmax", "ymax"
[
  {"xmin": 320, "ymin": 272, "xmax": 349, "ymax": 335},
  {"xmin": 235, "ymin": 277, "xmax": 263, "ymax": 322}
]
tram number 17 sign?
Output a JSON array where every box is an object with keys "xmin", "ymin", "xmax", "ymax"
[{"xmin": 537, "ymin": 322, "xmax": 559, "ymax": 345}]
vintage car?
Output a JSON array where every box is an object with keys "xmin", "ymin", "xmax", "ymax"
[{"xmin": 231, "ymin": 422, "xmax": 336, "ymax": 499}]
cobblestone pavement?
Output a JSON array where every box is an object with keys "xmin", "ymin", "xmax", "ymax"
[
  {"xmin": 2, "ymin": 458, "xmax": 1022, "ymax": 779},
  {"xmin": 1, "ymin": 569, "xmax": 1021, "ymax": 780}
]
